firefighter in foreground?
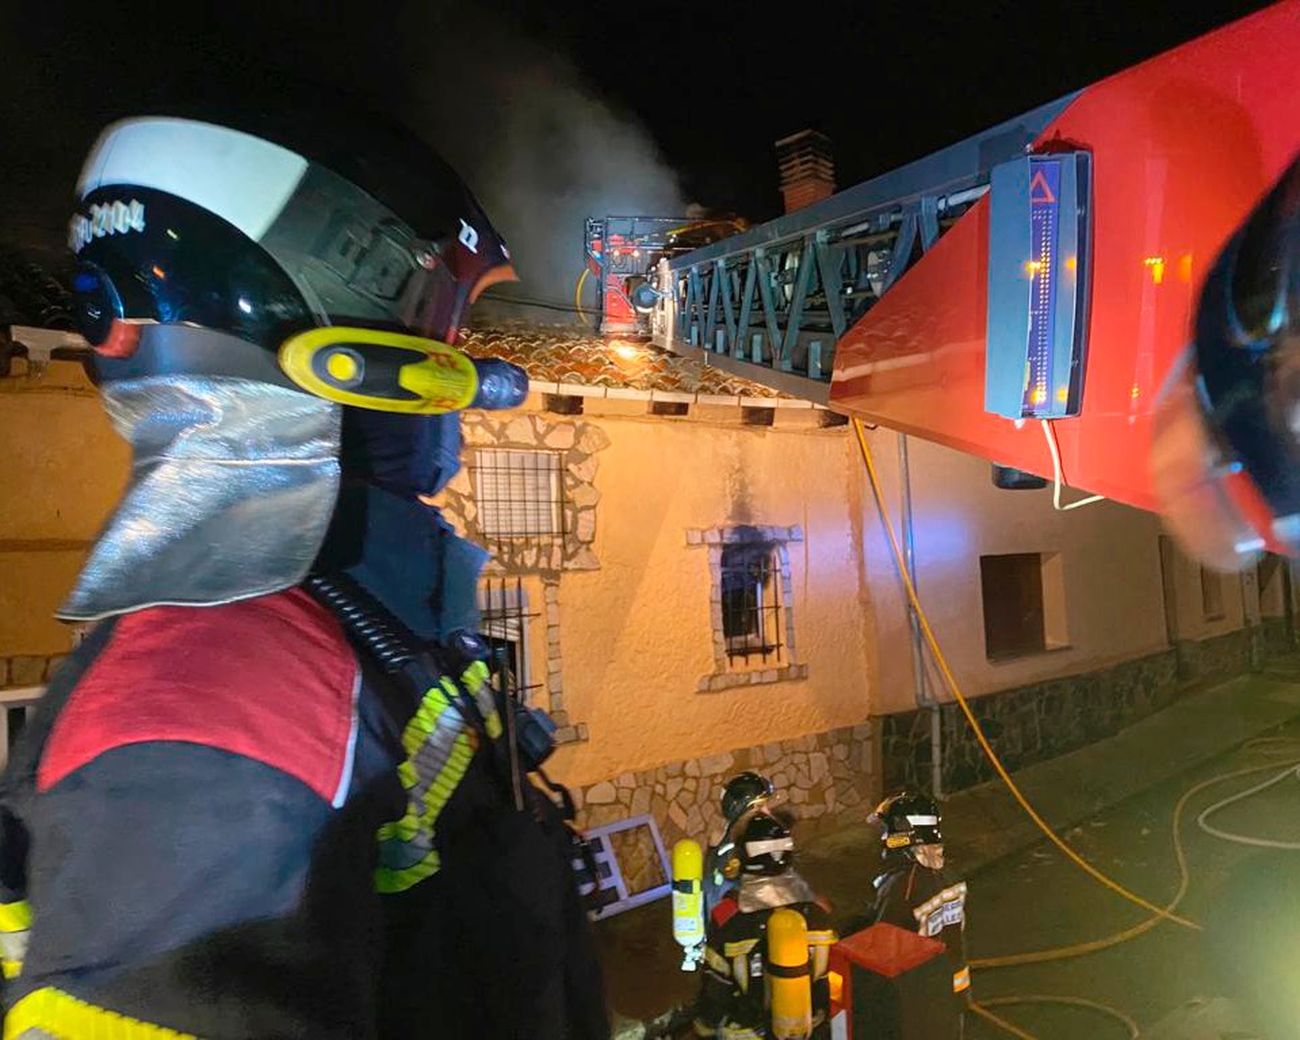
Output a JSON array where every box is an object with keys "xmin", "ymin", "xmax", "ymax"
[
  {"xmin": 0, "ymin": 100, "xmax": 606, "ymax": 1037},
  {"xmin": 865, "ymin": 792, "xmax": 969, "ymax": 1026},
  {"xmin": 693, "ymin": 810, "xmax": 836, "ymax": 1038}
]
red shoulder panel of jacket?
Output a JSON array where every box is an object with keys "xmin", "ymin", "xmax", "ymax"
[
  {"xmin": 711, "ymin": 895, "xmax": 740, "ymax": 930},
  {"xmin": 38, "ymin": 589, "xmax": 358, "ymax": 802}
]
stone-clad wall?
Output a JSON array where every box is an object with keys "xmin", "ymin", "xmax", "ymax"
[
  {"xmin": 0, "ymin": 652, "xmax": 65, "ymax": 688},
  {"xmin": 1262, "ymin": 616, "xmax": 1294, "ymax": 657},
  {"xmin": 882, "ymin": 625, "xmax": 1292, "ymax": 795},
  {"xmin": 1175, "ymin": 629, "xmax": 1252, "ymax": 685},
  {"xmin": 572, "ymin": 721, "xmax": 876, "ymax": 849},
  {"xmin": 882, "ymin": 649, "xmax": 1179, "ymax": 793}
]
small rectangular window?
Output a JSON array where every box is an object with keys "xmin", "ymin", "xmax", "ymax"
[
  {"xmin": 1201, "ymin": 566, "xmax": 1225, "ymax": 620},
  {"xmin": 472, "ymin": 448, "xmax": 564, "ymax": 540},
  {"xmin": 721, "ymin": 542, "xmax": 783, "ymax": 664},
  {"xmin": 544, "ymin": 394, "xmax": 583, "ymax": 415},
  {"xmin": 980, "ymin": 552, "xmax": 1069, "ymax": 660}
]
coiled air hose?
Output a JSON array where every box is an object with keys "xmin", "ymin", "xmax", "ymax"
[{"xmin": 303, "ymin": 571, "xmax": 423, "ymax": 675}]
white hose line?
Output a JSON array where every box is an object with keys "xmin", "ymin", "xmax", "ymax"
[
  {"xmin": 1195, "ymin": 763, "xmax": 1300, "ymax": 849},
  {"xmin": 1040, "ymin": 421, "xmax": 1105, "ymax": 511},
  {"xmin": 979, "ymin": 995, "xmax": 1140, "ymax": 1040}
]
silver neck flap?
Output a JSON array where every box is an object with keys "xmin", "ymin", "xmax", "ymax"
[{"xmin": 60, "ymin": 372, "xmax": 341, "ymax": 621}]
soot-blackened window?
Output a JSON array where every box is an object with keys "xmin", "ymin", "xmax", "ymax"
[{"xmin": 720, "ymin": 542, "xmax": 783, "ymax": 664}]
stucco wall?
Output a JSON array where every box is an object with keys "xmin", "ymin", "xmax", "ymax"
[
  {"xmin": 545, "ymin": 413, "xmax": 872, "ymax": 787},
  {"xmin": 860, "ymin": 426, "xmax": 1175, "ymax": 715},
  {"xmin": 0, "ymin": 360, "xmax": 127, "ymax": 659}
]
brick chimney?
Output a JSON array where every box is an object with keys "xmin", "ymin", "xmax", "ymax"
[{"xmin": 775, "ymin": 130, "xmax": 835, "ymax": 213}]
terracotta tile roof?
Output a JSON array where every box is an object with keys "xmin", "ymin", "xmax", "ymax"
[{"xmin": 457, "ymin": 325, "xmax": 782, "ymax": 398}]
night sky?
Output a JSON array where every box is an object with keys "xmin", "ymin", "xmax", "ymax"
[
  {"xmin": 526, "ymin": 0, "xmax": 1268, "ymax": 214},
  {"xmin": 0, "ymin": 0, "xmax": 1268, "ymax": 275}
]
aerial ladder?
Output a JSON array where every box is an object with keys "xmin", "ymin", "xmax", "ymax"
[
  {"xmin": 649, "ymin": 11, "xmax": 1300, "ymax": 1036},
  {"xmin": 650, "ymin": 1, "xmax": 1300, "ymax": 530}
]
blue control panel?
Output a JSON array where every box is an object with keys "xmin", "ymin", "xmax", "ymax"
[{"xmin": 985, "ymin": 152, "xmax": 1092, "ymax": 419}]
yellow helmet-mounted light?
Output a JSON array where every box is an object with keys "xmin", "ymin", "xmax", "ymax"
[{"xmin": 278, "ymin": 327, "xmax": 480, "ymax": 414}]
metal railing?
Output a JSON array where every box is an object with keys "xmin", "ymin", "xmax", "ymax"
[{"xmin": 652, "ymin": 93, "xmax": 1078, "ymax": 402}]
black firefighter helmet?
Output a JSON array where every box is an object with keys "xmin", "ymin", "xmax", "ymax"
[
  {"xmin": 68, "ymin": 99, "xmax": 522, "ymax": 429},
  {"xmin": 721, "ymin": 771, "xmax": 775, "ymax": 823},
  {"xmin": 871, "ymin": 790, "xmax": 942, "ymax": 852},
  {"xmin": 737, "ymin": 810, "xmax": 796, "ymax": 877}
]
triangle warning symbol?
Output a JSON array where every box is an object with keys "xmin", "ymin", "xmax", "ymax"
[{"xmin": 1029, "ymin": 169, "xmax": 1056, "ymax": 204}]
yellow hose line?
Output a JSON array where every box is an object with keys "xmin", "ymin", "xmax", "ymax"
[
  {"xmin": 851, "ymin": 419, "xmax": 1201, "ymax": 933},
  {"xmin": 574, "ymin": 268, "xmax": 593, "ymax": 328},
  {"xmin": 969, "ymin": 1002, "xmax": 1039, "ymax": 1039},
  {"xmin": 979, "ymin": 995, "xmax": 1140, "ymax": 1039},
  {"xmin": 972, "ymin": 758, "xmax": 1299, "ymax": 968}
]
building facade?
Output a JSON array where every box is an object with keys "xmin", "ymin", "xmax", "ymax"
[{"xmin": 1, "ymin": 325, "xmax": 1294, "ymax": 862}]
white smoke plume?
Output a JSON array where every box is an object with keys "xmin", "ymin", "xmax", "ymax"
[{"xmin": 400, "ymin": 6, "xmax": 687, "ymax": 324}]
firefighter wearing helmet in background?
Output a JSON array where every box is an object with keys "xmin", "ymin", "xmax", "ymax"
[
  {"xmin": 703, "ymin": 771, "xmax": 779, "ymax": 917},
  {"xmin": 0, "ymin": 90, "xmax": 606, "ymax": 1038},
  {"xmin": 693, "ymin": 810, "xmax": 836, "ymax": 1039},
  {"xmin": 865, "ymin": 791, "xmax": 969, "ymax": 1028}
]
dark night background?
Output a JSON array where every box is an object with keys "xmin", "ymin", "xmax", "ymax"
[{"xmin": 0, "ymin": 0, "xmax": 1269, "ymax": 305}]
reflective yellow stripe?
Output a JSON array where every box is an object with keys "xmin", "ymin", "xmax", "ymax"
[
  {"xmin": 806, "ymin": 929, "xmax": 837, "ymax": 946},
  {"xmin": 723, "ymin": 938, "xmax": 758, "ymax": 958},
  {"xmin": 461, "ymin": 660, "xmax": 489, "ymax": 694},
  {"xmin": 5, "ymin": 987, "xmax": 197, "ymax": 1039},
  {"xmin": 953, "ymin": 966, "xmax": 971, "ymax": 993},
  {"xmin": 704, "ymin": 945, "xmax": 731, "ymax": 975},
  {"xmin": 0, "ymin": 929, "xmax": 28, "ymax": 978},
  {"xmin": 0, "ymin": 900, "xmax": 31, "ymax": 933},
  {"xmin": 0, "ymin": 900, "xmax": 32, "ymax": 981},
  {"xmin": 375, "ymin": 678, "xmax": 480, "ymax": 894}
]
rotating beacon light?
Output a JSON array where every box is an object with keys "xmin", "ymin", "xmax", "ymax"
[
  {"xmin": 671, "ymin": 839, "xmax": 705, "ymax": 971},
  {"xmin": 767, "ymin": 906, "xmax": 813, "ymax": 1039}
]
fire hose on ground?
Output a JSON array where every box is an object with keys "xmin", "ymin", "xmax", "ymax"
[
  {"xmin": 852, "ymin": 418, "xmax": 1300, "ymax": 1039},
  {"xmin": 644, "ymin": 420, "xmax": 1300, "ymax": 1040}
]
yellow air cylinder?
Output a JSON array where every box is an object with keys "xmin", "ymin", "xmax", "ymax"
[
  {"xmin": 767, "ymin": 907, "xmax": 812, "ymax": 1039},
  {"xmin": 671, "ymin": 839, "xmax": 705, "ymax": 969}
]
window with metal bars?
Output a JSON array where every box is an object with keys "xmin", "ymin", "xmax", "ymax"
[
  {"xmin": 720, "ymin": 542, "xmax": 784, "ymax": 664},
  {"xmin": 478, "ymin": 577, "xmax": 541, "ymax": 705},
  {"xmin": 471, "ymin": 448, "xmax": 566, "ymax": 553}
]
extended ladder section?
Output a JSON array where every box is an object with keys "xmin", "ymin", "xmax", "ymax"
[
  {"xmin": 650, "ymin": 94, "xmax": 1076, "ymax": 403},
  {"xmin": 652, "ymin": 3, "xmax": 1300, "ymax": 518}
]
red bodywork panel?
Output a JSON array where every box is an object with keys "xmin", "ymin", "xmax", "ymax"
[{"xmin": 829, "ymin": 2, "xmax": 1300, "ymax": 511}]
